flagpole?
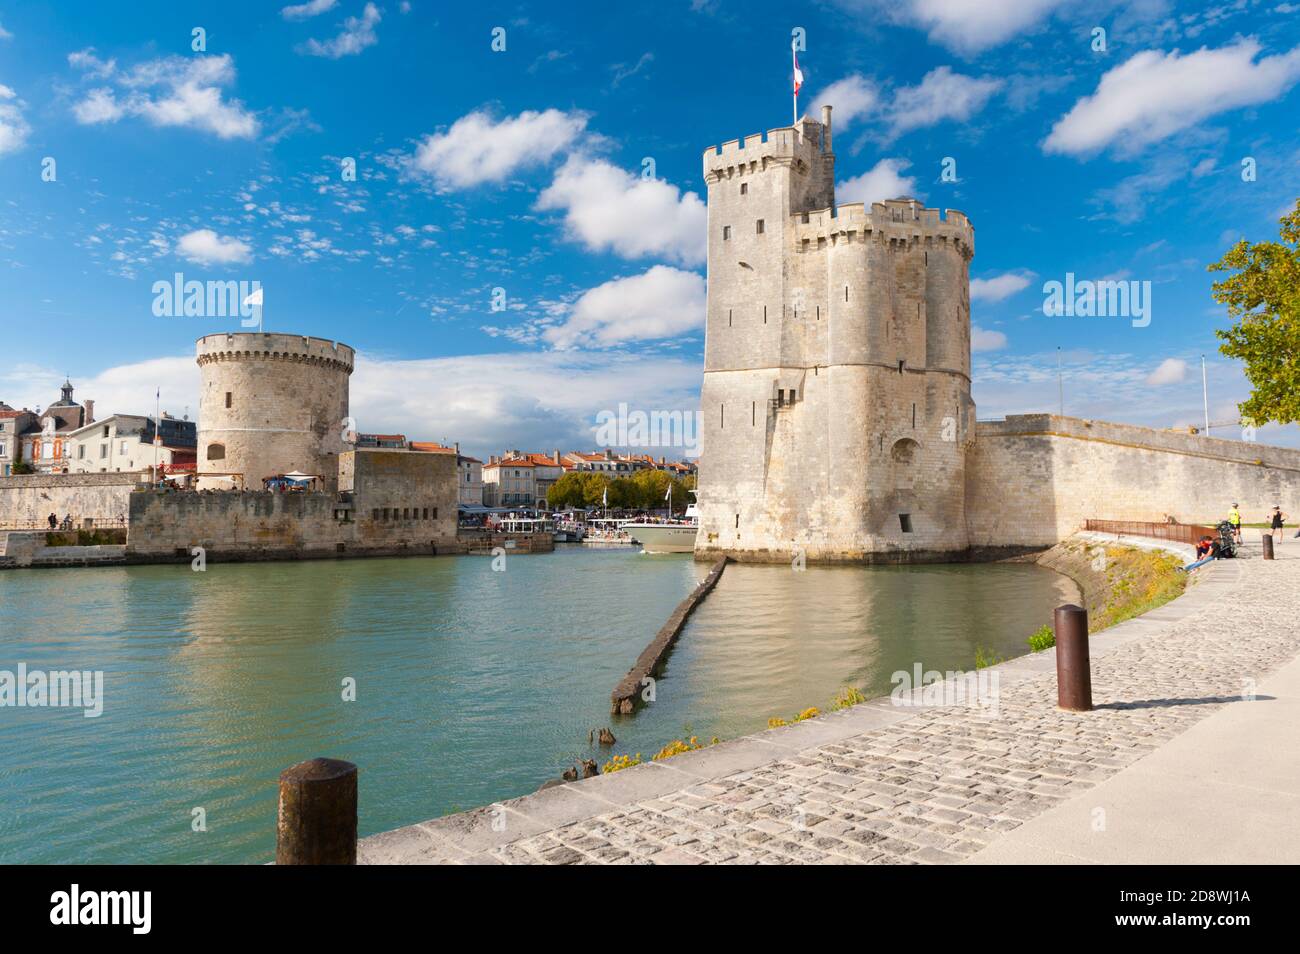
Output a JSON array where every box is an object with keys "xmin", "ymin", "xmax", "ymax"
[
  {"xmin": 792, "ymin": 41, "xmax": 798, "ymax": 125},
  {"xmin": 153, "ymin": 387, "xmax": 160, "ymax": 483}
]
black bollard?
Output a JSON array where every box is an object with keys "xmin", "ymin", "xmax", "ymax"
[
  {"xmin": 1054, "ymin": 604, "xmax": 1092, "ymax": 712},
  {"xmin": 277, "ymin": 758, "xmax": 358, "ymax": 865},
  {"xmin": 1263, "ymin": 533, "xmax": 1275, "ymax": 560}
]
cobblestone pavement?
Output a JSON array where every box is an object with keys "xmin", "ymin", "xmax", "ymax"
[{"xmin": 359, "ymin": 542, "xmax": 1300, "ymax": 864}]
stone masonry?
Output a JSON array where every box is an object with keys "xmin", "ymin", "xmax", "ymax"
[
  {"xmin": 358, "ymin": 538, "xmax": 1300, "ymax": 864},
  {"xmin": 692, "ymin": 109, "xmax": 1300, "ymax": 564},
  {"xmin": 196, "ymin": 333, "xmax": 354, "ymax": 493}
]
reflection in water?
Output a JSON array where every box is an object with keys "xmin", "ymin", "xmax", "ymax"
[{"xmin": 0, "ymin": 550, "xmax": 1076, "ymax": 863}]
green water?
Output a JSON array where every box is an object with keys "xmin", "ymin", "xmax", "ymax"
[{"xmin": 0, "ymin": 548, "xmax": 1077, "ymax": 863}]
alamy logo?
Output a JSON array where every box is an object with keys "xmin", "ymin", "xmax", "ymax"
[
  {"xmin": 890, "ymin": 664, "xmax": 999, "ymax": 714},
  {"xmin": 594, "ymin": 403, "xmax": 701, "ymax": 457},
  {"xmin": 0, "ymin": 664, "xmax": 103, "ymax": 717},
  {"xmin": 1042, "ymin": 272, "xmax": 1151, "ymax": 327},
  {"xmin": 152, "ymin": 272, "xmax": 261, "ymax": 326},
  {"xmin": 50, "ymin": 884, "xmax": 151, "ymax": 934}
]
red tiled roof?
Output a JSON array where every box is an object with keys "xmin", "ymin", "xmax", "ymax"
[{"xmin": 409, "ymin": 441, "xmax": 456, "ymax": 454}]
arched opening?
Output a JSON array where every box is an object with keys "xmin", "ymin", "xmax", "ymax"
[
  {"xmin": 206, "ymin": 443, "xmax": 226, "ymax": 461},
  {"xmin": 890, "ymin": 438, "xmax": 919, "ymax": 492},
  {"xmin": 890, "ymin": 438, "xmax": 918, "ymax": 465}
]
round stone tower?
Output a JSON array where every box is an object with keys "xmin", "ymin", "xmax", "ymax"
[{"xmin": 195, "ymin": 333, "xmax": 355, "ymax": 491}]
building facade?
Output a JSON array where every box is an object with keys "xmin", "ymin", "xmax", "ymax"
[{"xmin": 0, "ymin": 404, "xmax": 37, "ymax": 476}]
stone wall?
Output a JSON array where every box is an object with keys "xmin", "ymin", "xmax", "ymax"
[
  {"xmin": 126, "ymin": 448, "xmax": 459, "ymax": 561},
  {"xmin": 0, "ymin": 473, "xmax": 139, "ymax": 528},
  {"xmin": 967, "ymin": 414, "xmax": 1300, "ymax": 549}
]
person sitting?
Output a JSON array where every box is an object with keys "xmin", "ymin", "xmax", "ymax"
[
  {"xmin": 1195, "ymin": 535, "xmax": 1214, "ymax": 559},
  {"xmin": 1183, "ymin": 537, "xmax": 1222, "ymax": 572}
]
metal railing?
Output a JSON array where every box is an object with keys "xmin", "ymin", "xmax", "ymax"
[
  {"xmin": 0, "ymin": 517, "xmax": 129, "ymax": 531},
  {"xmin": 1083, "ymin": 519, "xmax": 1216, "ymax": 545}
]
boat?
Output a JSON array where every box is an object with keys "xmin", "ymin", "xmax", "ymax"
[
  {"xmin": 624, "ymin": 492, "xmax": 699, "ymax": 554},
  {"xmin": 581, "ymin": 517, "xmax": 636, "ymax": 546}
]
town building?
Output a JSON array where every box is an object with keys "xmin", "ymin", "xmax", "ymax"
[
  {"xmin": 60, "ymin": 413, "xmax": 197, "ymax": 476},
  {"xmin": 483, "ymin": 452, "xmax": 568, "ymax": 508},
  {"xmin": 0, "ymin": 403, "xmax": 38, "ymax": 476},
  {"xmin": 357, "ymin": 433, "xmax": 408, "ymax": 449},
  {"xmin": 21, "ymin": 380, "xmax": 96, "ymax": 474}
]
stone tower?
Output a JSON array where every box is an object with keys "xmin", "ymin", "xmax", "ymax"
[
  {"xmin": 695, "ymin": 107, "xmax": 977, "ymax": 563},
  {"xmin": 195, "ymin": 333, "xmax": 355, "ymax": 492}
]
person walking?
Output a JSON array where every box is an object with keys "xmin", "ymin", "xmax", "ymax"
[
  {"xmin": 1228, "ymin": 502, "xmax": 1243, "ymax": 544},
  {"xmin": 1270, "ymin": 505, "xmax": 1287, "ymax": 545}
]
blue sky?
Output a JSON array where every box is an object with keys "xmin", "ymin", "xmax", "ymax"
[{"xmin": 1, "ymin": 0, "xmax": 1298, "ymax": 456}]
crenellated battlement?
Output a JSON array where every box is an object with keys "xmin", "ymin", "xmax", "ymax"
[
  {"xmin": 789, "ymin": 198, "xmax": 974, "ymax": 258},
  {"xmin": 702, "ymin": 118, "xmax": 829, "ymax": 184},
  {"xmin": 196, "ymin": 332, "xmax": 355, "ymax": 373}
]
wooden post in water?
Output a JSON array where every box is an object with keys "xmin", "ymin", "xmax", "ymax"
[{"xmin": 277, "ymin": 758, "xmax": 358, "ymax": 865}]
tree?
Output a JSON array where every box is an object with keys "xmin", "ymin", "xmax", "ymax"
[
  {"xmin": 546, "ymin": 472, "xmax": 587, "ymax": 510},
  {"xmin": 1210, "ymin": 198, "xmax": 1300, "ymax": 427}
]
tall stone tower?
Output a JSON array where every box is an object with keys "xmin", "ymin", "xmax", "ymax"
[
  {"xmin": 695, "ymin": 108, "xmax": 977, "ymax": 563},
  {"xmin": 195, "ymin": 333, "xmax": 355, "ymax": 492}
]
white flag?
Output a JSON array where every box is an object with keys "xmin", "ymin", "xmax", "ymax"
[
  {"xmin": 602, "ymin": 487, "xmax": 607, "ymax": 507},
  {"xmin": 243, "ymin": 287, "xmax": 264, "ymax": 307},
  {"xmin": 664, "ymin": 486, "xmax": 671, "ymax": 501},
  {"xmin": 792, "ymin": 45, "xmax": 803, "ymax": 94}
]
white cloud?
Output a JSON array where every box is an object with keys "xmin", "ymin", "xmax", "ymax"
[
  {"xmin": 839, "ymin": 0, "xmax": 1067, "ymax": 54},
  {"xmin": 1045, "ymin": 40, "xmax": 1300, "ymax": 156},
  {"xmin": 888, "ymin": 66, "xmax": 1002, "ymax": 137},
  {"xmin": 176, "ymin": 229, "xmax": 253, "ymax": 265},
  {"xmin": 0, "ymin": 83, "xmax": 30, "ymax": 156},
  {"xmin": 0, "ymin": 21, "xmax": 12, "ymax": 40},
  {"xmin": 809, "ymin": 74, "xmax": 878, "ymax": 128},
  {"xmin": 837, "ymin": 158, "xmax": 916, "ymax": 205},
  {"xmin": 0, "ymin": 357, "xmax": 199, "ymax": 424},
  {"xmin": 281, "ymin": 0, "xmax": 338, "ymax": 20},
  {"xmin": 537, "ymin": 156, "xmax": 707, "ymax": 266},
  {"xmin": 412, "ymin": 109, "xmax": 588, "ymax": 188},
  {"xmin": 1146, "ymin": 357, "xmax": 1188, "ymax": 386},
  {"xmin": 971, "ymin": 326, "xmax": 1007, "ymax": 352},
  {"xmin": 971, "ymin": 271, "xmax": 1033, "ymax": 302},
  {"xmin": 300, "ymin": 2, "xmax": 381, "ymax": 58},
  {"xmin": 544, "ymin": 266, "xmax": 706, "ymax": 349},
  {"xmin": 68, "ymin": 52, "xmax": 260, "ymax": 139},
  {"xmin": 350, "ymin": 351, "xmax": 703, "ymax": 457},
  {"xmin": 5, "ymin": 350, "xmax": 705, "ymax": 461}
]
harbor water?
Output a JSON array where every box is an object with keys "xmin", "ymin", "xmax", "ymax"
[{"xmin": 0, "ymin": 547, "xmax": 1078, "ymax": 863}]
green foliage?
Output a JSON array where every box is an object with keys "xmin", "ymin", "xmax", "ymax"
[
  {"xmin": 1027, "ymin": 625, "xmax": 1055, "ymax": 652},
  {"xmin": 830, "ymin": 686, "xmax": 867, "ymax": 710},
  {"xmin": 545, "ymin": 467, "xmax": 690, "ymax": 511},
  {"xmin": 1210, "ymin": 198, "xmax": 1300, "ymax": 427},
  {"xmin": 974, "ymin": 646, "xmax": 1002, "ymax": 670}
]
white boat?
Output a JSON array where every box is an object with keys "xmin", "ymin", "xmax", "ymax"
[
  {"xmin": 581, "ymin": 517, "xmax": 636, "ymax": 546},
  {"xmin": 625, "ymin": 496, "xmax": 699, "ymax": 554}
]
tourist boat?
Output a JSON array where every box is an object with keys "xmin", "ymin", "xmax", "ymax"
[
  {"xmin": 581, "ymin": 517, "xmax": 636, "ymax": 546},
  {"xmin": 624, "ymin": 492, "xmax": 699, "ymax": 554}
]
